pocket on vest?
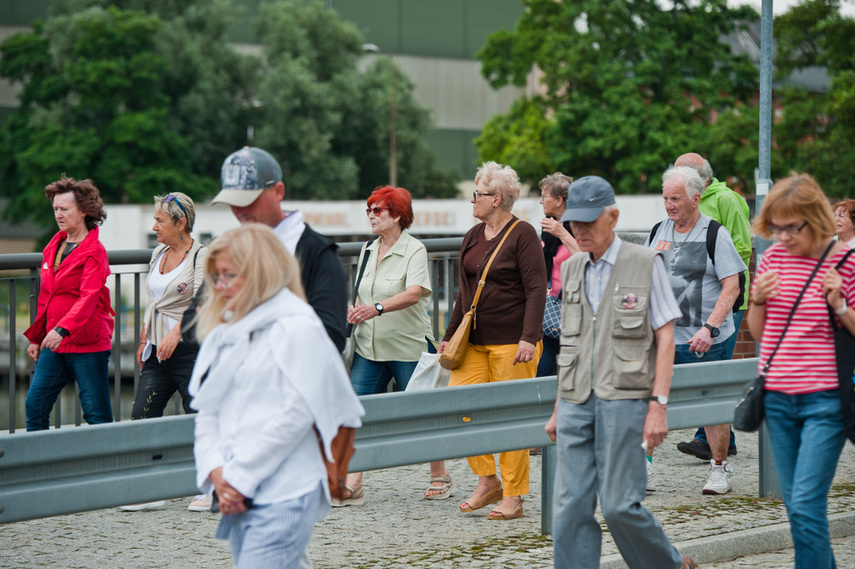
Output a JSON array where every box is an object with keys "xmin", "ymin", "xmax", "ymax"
[
  {"xmin": 561, "ymin": 303, "xmax": 581, "ymax": 337},
  {"xmin": 612, "ymin": 344, "xmax": 650, "ymax": 389},
  {"xmin": 557, "ymin": 351, "xmax": 579, "ymax": 392}
]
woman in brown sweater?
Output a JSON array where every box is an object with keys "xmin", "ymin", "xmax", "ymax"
[{"xmin": 438, "ymin": 161, "xmax": 546, "ymax": 521}]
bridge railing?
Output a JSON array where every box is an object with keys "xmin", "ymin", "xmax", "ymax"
[
  {"xmin": 0, "ymin": 238, "xmax": 463, "ymax": 432},
  {"xmin": 0, "ymin": 358, "xmax": 777, "ymax": 533}
]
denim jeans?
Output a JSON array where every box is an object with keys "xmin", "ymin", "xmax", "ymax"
[
  {"xmin": 722, "ymin": 309, "xmax": 745, "ymax": 359},
  {"xmin": 765, "ymin": 389, "xmax": 845, "ymax": 569},
  {"xmin": 674, "ymin": 339, "xmax": 730, "ymax": 364},
  {"xmin": 350, "ymin": 345, "xmax": 433, "ymax": 396},
  {"xmin": 536, "ymin": 335, "xmax": 559, "ymax": 377},
  {"xmin": 25, "ymin": 348, "xmax": 112, "ymax": 431},
  {"xmin": 131, "ymin": 342, "xmax": 198, "ymax": 419},
  {"xmin": 553, "ymin": 396, "xmax": 683, "ymax": 568}
]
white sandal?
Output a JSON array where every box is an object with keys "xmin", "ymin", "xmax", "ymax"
[
  {"xmin": 424, "ymin": 475, "xmax": 454, "ymax": 500},
  {"xmin": 331, "ymin": 485, "xmax": 365, "ymax": 507}
]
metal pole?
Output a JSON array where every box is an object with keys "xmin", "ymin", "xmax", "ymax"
[{"xmin": 390, "ymin": 62, "xmax": 397, "ymax": 187}]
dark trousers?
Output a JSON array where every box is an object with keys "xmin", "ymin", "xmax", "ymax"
[
  {"xmin": 132, "ymin": 342, "xmax": 198, "ymax": 419},
  {"xmin": 536, "ymin": 336, "xmax": 560, "ymax": 377}
]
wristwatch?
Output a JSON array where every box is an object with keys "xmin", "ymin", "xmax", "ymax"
[
  {"xmin": 835, "ymin": 297, "xmax": 849, "ymax": 317},
  {"xmin": 374, "ymin": 302, "xmax": 384, "ymax": 315},
  {"xmin": 652, "ymin": 395, "xmax": 669, "ymax": 406},
  {"xmin": 703, "ymin": 323, "xmax": 720, "ymax": 338}
]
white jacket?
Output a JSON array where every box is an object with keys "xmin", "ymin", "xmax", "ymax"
[{"xmin": 189, "ymin": 288, "xmax": 364, "ymax": 515}]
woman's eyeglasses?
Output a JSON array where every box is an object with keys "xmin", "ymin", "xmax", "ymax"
[
  {"xmin": 366, "ymin": 206, "xmax": 389, "ymax": 216},
  {"xmin": 768, "ymin": 221, "xmax": 808, "ymax": 236},
  {"xmin": 165, "ymin": 194, "xmax": 188, "ymax": 217},
  {"xmin": 473, "ymin": 191, "xmax": 495, "ymax": 200},
  {"xmin": 210, "ymin": 271, "xmax": 240, "ymax": 289}
]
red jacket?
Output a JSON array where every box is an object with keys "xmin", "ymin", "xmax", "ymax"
[{"xmin": 24, "ymin": 226, "xmax": 114, "ymax": 353}]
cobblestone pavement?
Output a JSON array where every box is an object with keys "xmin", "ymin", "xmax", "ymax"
[{"xmin": 2, "ymin": 429, "xmax": 854, "ymax": 568}]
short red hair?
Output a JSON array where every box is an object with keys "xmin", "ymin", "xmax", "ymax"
[{"xmin": 367, "ymin": 185, "xmax": 414, "ymax": 229}]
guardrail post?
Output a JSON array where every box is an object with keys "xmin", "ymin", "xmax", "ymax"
[
  {"xmin": 758, "ymin": 423, "xmax": 781, "ymax": 498},
  {"xmin": 541, "ymin": 443, "xmax": 556, "ymax": 535}
]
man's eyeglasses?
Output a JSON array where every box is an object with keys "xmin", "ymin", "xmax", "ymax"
[
  {"xmin": 210, "ymin": 271, "xmax": 240, "ymax": 289},
  {"xmin": 768, "ymin": 221, "xmax": 808, "ymax": 235},
  {"xmin": 165, "ymin": 194, "xmax": 188, "ymax": 217},
  {"xmin": 473, "ymin": 191, "xmax": 495, "ymax": 200},
  {"xmin": 366, "ymin": 206, "xmax": 389, "ymax": 216}
]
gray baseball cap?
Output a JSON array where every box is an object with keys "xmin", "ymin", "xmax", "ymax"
[
  {"xmin": 212, "ymin": 146, "xmax": 283, "ymax": 207},
  {"xmin": 560, "ymin": 176, "xmax": 616, "ymax": 223}
]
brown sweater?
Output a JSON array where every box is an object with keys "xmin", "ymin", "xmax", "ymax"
[{"xmin": 443, "ymin": 216, "xmax": 547, "ymax": 346}]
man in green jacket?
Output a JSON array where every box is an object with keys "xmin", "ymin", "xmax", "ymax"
[{"xmin": 673, "ymin": 152, "xmax": 750, "ymax": 461}]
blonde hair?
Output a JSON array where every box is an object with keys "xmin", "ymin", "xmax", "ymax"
[
  {"xmin": 195, "ymin": 224, "xmax": 305, "ymax": 340},
  {"xmin": 752, "ymin": 173, "xmax": 836, "ymax": 240},
  {"xmin": 475, "ymin": 161, "xmax": 521, "ymax": 211},
  {"xmin": 154, "ymin": 192, "xmax": 196, "ymax": 233}
]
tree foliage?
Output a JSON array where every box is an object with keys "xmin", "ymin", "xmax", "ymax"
[
  {"xmin": 772, "ymin": 0, "xmax": 855, "ymax": 198},
  {"xmin": 475, "ymin": 0, "xmax": 758, "ymax": 193},
  {"xmin": 0, "ymin": 0, "xmax": 457, "ymax": 231},
  {"xmin": 252, "ymin": 0, "xmax": 456, "ymax": 200}
]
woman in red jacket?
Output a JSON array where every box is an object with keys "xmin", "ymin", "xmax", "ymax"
[{"xmin": 24, "ymin": 176, "xmax": 114, "ymax": 431}]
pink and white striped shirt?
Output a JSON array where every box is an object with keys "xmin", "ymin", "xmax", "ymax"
[{"xmin": 754, "ymin": 244, "xmax": 855, "ymax": 394}]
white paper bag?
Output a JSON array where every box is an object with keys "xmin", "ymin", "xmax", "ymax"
[{"xmin": 405, "ymin": 352, "xmax": 450, "ymax": 391}]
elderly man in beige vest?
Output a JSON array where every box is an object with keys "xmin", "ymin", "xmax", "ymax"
[{"xmin": 545, "ymin": 176, "xmax": 694, "ymax": 569}]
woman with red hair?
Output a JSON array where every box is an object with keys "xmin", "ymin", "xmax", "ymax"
[{"xmin": 338, "ymin": 185, "xmax": 451, "ymax": 505}]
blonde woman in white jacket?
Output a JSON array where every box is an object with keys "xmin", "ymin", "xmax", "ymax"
[{"xmin": 189, "ymin": 224, "xmax": 363, "ymax": 568}]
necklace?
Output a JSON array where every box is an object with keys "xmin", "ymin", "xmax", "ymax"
[
  {"xmin": 671, "ymin": 213, "xmax": 700, "ymax": 248},
  {"xmin": 160, "ymin": 239, "xmax": 193, "ymax": 274}
]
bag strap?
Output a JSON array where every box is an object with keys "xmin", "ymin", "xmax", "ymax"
[
  {"xmin": 762, "ymin": 240, "xmax": 835, "ymax": 374},
  {"xmin": 345, "ymin": 240, "xmax": 373, "ymax": 338},
  {"xmin": 826, "ymin": 247, "xmax": 855, "ymax": 332},
  {"xmin": 471, "ymin": 219, "xmax": 521, "ymax": 310}
]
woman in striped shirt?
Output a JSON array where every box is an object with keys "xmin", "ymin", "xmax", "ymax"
[{"xmin": 747, "ymin": 173, "xmax": 855, "ymax": 569}]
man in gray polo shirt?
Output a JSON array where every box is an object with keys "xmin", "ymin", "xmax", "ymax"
[{"xmin": 545, "ymin": 176, "xmax": 694, "ymax": 569}]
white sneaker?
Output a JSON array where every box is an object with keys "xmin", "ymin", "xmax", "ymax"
[
  {"xmin": 646, "ymin": 460, "xmax": 655, "ymax": 492},
  {"xmin": 702, "ymin": 460, "xmax": 733, "ymax": 495},
  {"xmin": 188, "ymin": 494, "xmax": 212, "ymax": 511},
  {"xmin": 118, "ymin": 500, "xmax": 166, "ymax": 511}
]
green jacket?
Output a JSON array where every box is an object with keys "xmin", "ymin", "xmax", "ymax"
[{"xmin": 699, "ymin": 178, "xmax": 751, "ymax": 310}]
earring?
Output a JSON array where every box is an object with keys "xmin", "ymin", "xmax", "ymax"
[{"xmin": 180, "ymin": 234, "xmax": 184, "ymax": 241}]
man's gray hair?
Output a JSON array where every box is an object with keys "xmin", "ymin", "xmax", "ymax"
[{"xmin": 662, "ymin": 166, "xmax": 705, "ymax": 199}]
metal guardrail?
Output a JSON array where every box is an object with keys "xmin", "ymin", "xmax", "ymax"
[
  {"xmin": 0, "ymin": 238, "xmax": 463, "ymax": 432},
  {"xmin": 0, "ymin": 358, "xmax": 768, "ymax": 532}
]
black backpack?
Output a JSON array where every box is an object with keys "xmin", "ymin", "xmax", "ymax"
[{"xmin": 647, "ymin": 219, "xmax": 746, "ymax": 313}]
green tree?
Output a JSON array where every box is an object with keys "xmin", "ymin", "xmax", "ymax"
[
  {"xmin": 476, "ymin": 0, "xmax": 758, "ymax": 194},
  {"xmin": 0, "ymin": 1, "xmax": 253, "ymax": 230},
  {"xmin": 773, "ymin": 0, "xmax": 855, "ymax": 198},
  {"xmin": 252, "ymin": 0, "xmax": 457, "ymax": 200}
]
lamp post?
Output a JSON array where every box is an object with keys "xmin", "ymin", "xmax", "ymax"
[{"xmin": 362, "ymin": 43, "xmax": 397, "ymax": 187}]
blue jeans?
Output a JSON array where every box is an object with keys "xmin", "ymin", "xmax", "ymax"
[
  {"xmin": 131, "ymin": 342, "xmax": 198, "ymax": 419},
  {"xmin": 536, "ymin": 335, "xmax": 559, "ymax": 377},
  {"xmin": 553, "ymin": 396, "xmax": 683, "ymax": 568},
  {"xmin": 723, "ymin": 309, "xmax": 745, "ymax": 359},
  {"xmin": 25, "ymin": 348, "xmax": 113, "ymax": 431},
  {"xmin": 350, "ymin": 343, "xmax": 435, "ymax": 396},
  {"xmin": 765, "ymin": 389, "xmax": 845, "ymax": 569},
  {"xmin": 676, "ymin": 341, "xmax": 737, "ymax": 447}
]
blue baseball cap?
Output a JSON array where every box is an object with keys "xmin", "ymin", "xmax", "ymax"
[
  {"xmin": 213, "ymin": 146, "xmax": 283, "ymax": 207},
  {"xmin": 560, "ymin": 176, "xmax": 616, "ymax": 223}
]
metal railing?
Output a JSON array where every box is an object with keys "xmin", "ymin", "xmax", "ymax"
[
  {"xmin": 0, "ymin": 358, "xmax": 766, "ymax": 531},
  {"xmin": 0, "ymin": 238, "xmax": 463, "ymax": 433}
]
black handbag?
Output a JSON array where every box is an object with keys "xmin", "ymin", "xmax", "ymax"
[
  {"xmin": 734, "ymin": 241, "xmax": 834, "ymax": 432},
  {"xmin": 826, "ymin": 248, "xmax": 855, "ymax": 444}
]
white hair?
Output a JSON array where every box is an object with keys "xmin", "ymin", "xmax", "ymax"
[{"xmin": 662, "ymin": 166, "xmax": 705, "ymax": 199}]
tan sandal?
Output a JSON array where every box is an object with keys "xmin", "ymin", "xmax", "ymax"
[
  {"xmin": 487, "ymin": 498, "xmax": 524, "ymax": 520},
  {"xmin": 682, "ymin": 555, "xmax": 696, "ymax": 569},
  {"xmin": 424, "ymin": 476, "xmax": 454, "ymax": 500},
  {"xmin": 459, "ymin": 482, "xmax": 503, "ymax": 513},
  {"xmin": 330, "ymin": 485, "xmax": 364, "ymax": 507}
]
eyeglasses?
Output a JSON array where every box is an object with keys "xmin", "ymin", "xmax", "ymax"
[
  {"xmin": 165, "ymin": 194, "xmax": 188, "ymax": 217},
  {"xmin": 210, "ymin": 271, "xmax": 240, "ymax": 289},
  {"xmin": 366, "ymin": 206, "xmax": 389, "ymax": 217},
  {"xmin": 768, "ymin": 221, "xmax": 808, "ymax": 235},
  {"xmin": 473, "ymin": 191, "xmax": 495, "ymax": 200}
]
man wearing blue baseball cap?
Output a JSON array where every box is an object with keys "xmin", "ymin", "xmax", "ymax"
[
  {"xmin": 212, "ymin": 146, "xmax": 347, "ymax": 352},
  {"xmin": 545, "ymin": 176, "xmax": 694, "ymax": 568}
]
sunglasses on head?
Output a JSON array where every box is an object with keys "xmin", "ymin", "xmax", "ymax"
[{"xmin": 165, "ymin": 194, "xmax": 188, "ymax": 216}]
